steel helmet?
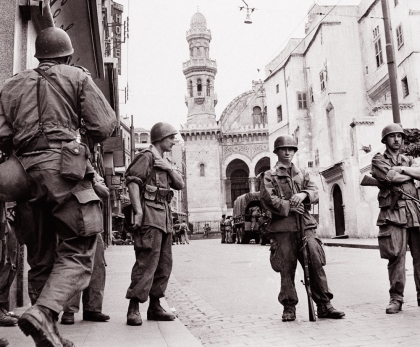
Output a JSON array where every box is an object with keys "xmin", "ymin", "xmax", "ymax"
[
  {"xmin": 273, "ymin": 135, "xmax": 298, "ymax": 153},
  {"xmin": 0, "ymin": 155, "xmax": 32, "ymax": 202},
  {"xmin": 381, "ymin": 123, "xmax": 405, "ymax": 144},
  {"xmin": 150, "ymin": 122, "xmax": 178, "ymax": 143},
  {"xmin": 35, "ymin": 27, "xmax": 74, "ymax": 59}
]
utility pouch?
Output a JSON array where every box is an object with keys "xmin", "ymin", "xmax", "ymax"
[
  {"xmin": 156, "ymin": 188, "xmax": 170, "ymax": 203},
  {"xmin": 269, "ymin": 241, "xmax": 281, "ymax": 273},
  {"xmin": 60, "ymin": 140, "xmax": 89, "ymax": 180},
  {"xmin": 144, "ymin": 184, "xmax": 158, "ymax": 201},
  {"xmin": 378, "ymin": 225, "xmax": 400, "ymax": 260}
]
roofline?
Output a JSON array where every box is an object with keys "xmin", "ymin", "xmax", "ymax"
[{"xmin": 358, "ymin": 0, "xmax": 379, "ymax": 23}]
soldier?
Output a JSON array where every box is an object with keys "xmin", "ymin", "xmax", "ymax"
[
  {"xmin": 260, "ymin": 135, "xmax": 344, "ymax": 322},
  {"xmin": 220, "ymin": 214, "xmax": 226, "ymax": 243},
  {"xmin": 125, "ymin": 122, "xmax": 184, "ymax": 326},
  {"xmin": 371, "ymin": 124, "xmax": 420, "ymax": 314},
  {"xmin": 0, "ymin": 27, "xmax": 116, "ymax": 346}
]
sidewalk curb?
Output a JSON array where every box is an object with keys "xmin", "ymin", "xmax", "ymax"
[{"xmin": 323, "ymin": 242, "xmax": 379, "ymax": 250}]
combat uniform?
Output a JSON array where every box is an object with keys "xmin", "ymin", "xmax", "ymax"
[
  {"xmin": 260, "ymin": 162, "xmax": 333, "ymax": 308},
  {"xmin": 0, "ymin": 61, "xmax": 116, "ymax": 314},
  {"xmin": 371, "ymin": 150, "xmax": 420, "ymax": 303},
  {"xmin": 125, "ymin": 145, "xmax": 178, "ymax": 303}
]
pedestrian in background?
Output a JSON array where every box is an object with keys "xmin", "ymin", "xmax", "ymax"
[
  {"xmin": 260, "ymin": 135, "xmax": 344, "ymax": 322},
  {"xmin": 173, "ymin": 219, "xmax": 181, "ymax": 245},
  {"xmin": 179, "ymin": 220, "xmax": 190, "ymax": 244},
  {"xmin": 224, "ymin": 216, "xmax": 233, "ymax": 243},
  {"xmin": 203, "ymin": 223, "xmax": 211, "ymax": 239},
  {"xmin": 125, "ymin": 122, "xmax": 184, "ymax": 326},
  {"xmin": 371, "ymin": 124, "xmax": 420, "ymax": 314},
  {"xmin": 220, "ymin": 214, "xmax": 226, "ymax": 243},
  {"xmin": 0, "ymin": 202, "xmax": 19, "ymax": 328},
  {"xmin": 0, "ymin": 27, "xmax": 116, "ymax": 346}
]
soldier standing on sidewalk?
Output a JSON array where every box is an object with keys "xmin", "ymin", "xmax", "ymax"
[
  {"xmin": 0, "ymin": 27, "xmax": 116, "ymax": 346},
  {"xmin": 371, "ymin": 124, "xmax": 420, "ymax": 314},
  {"xmin": 260, "ymin": 135, "xmax": 345, "ymax": 322},
  {"xmin": 125, "ymin": 122, "xmax": 184, "ymax": 326},
  {"xmin": 220, "ymin": 215, "xmax": 226, "ymax": 243}
]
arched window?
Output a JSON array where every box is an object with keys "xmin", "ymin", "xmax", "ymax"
[
  {"xmin": 252, "ymin": 106, "xmax": 262, "ymax": 126},
  {"xmin": 189, "ymin": 80, "xmax": 193, "ymax": 97},
  {"xmin": 206, "ymin": 79, "xmax": 211, "ymax": 96},
  {"xmin": 197, "ymin": 79, "xmax": 202, "ymax": 93},
  {"xmin": 200, "ymin": 163, "xmax": 205, "ymax": 176}
]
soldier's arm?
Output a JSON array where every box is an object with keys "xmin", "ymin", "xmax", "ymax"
[
  {"xmin": 393, "ymin": 159, "xmax": 420, "ymax": 180},
  {"xmin": 79, "ymin": 75, "xmax": 117, "ymax": 143},
  {"xmin": 127, "ymin": 182, "xmax": 143, "ymax": 230},
  {"xmin": 0, "ymin": 96, "xmax": 14, "ymax": 154},
  {"xmin": 259, "ymin": 171, "xmax": 291, "ymax": 217},
  {"xmin": 372, "ymin": 153, "xmax": 412, "ymax": 183}
]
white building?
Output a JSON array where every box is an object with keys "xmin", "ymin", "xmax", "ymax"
[{"xmin": 264, "ymin": 0, "xmax": 420, "ymax": 238}]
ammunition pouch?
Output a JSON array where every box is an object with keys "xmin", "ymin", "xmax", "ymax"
[
  {"xmin": 60, "ymin": 140, "xmax": 89, "ymax": 180},
  {"xmin": 143, "ymin": 185, "xmax": 173, "ymax": 203}
]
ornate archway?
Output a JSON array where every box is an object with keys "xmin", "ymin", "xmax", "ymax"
[{"xmin": 226, "ymin": 159, "xmax": 249, "ymax": 208}]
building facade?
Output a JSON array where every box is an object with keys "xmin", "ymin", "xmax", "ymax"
[
  {"xmin": 264, "ymin": 0, "xmax": 420, "ymax": 238},
  {"xmin": 180, "ymin": 12, "xmax": 271, "ymax": 225}
]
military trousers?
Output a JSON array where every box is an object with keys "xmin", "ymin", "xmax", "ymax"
[
  {"xmin": 378, "ymin": 224, "xmax": 420, "ymax": 302},
  {"xmin": 64, "ymin": 235, "xmax": 106, "ymax": 313},
  {"xmin": 15, "ymin": 167, "xmax": 103, "ymax": 314},
  {"xmin": 0, "ymin": 220, "xmax": 17, "ymax": 309},
  {"xmin": 126, "ymin": 226, "xmax": 172, "ymax": 303},
  {"xmin": 270, "ymin": 229, "xmax": 333, "ymax": 307}
]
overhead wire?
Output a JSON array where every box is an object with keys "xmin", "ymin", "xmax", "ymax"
[{"xmin": 184, "ymin": 0, "xmax": 344, "ymax": 179}]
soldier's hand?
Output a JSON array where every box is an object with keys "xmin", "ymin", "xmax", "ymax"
[
  {"xmin": 393, "ymin": 166, "xmax": 405, "ymax": 174},
  {"xmin": 154, "ymin": 158, "xmax": 172, "ymax": 172},
  {"xmin": 290, "ymin": 203, "xmax": 305, "ymax": 215},
  {"xmin": 133, "ymin": 211, "xmax": 143, "ymax": 231},
  {"xmin": 290, "ymin": 192, "xmax": 308, "ymax": 207}
]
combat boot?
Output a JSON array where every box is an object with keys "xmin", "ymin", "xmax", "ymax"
[
  {"xmin": 281, "ymin": 306, "xmax": 296, "ymax": 322},
  {"xmin": 147, "ymin": 296, "xmax": 176, "ymax": 321},
  {"xmin": 0, "ymin": 307, "xmax": 17, "ymax": 326},
  {"xmin": 18, "ymin": 305, "xmax": 62, "ymax": 347},
  {"xmin": 60, "ymin": 312, "xmax": 74, "ymax": 325},
  {"xmin": 386, "ymin": 299, "xmax": 402, "ymax": 314},
  {"xmin": 127, "ymin": 299, "xmax": 142, "ymax": 326},
  {"xmin": 83, "ymin": 311, "xmax": 110, "ymax": 322},
  {"xmin": 317, "ymin": 302, "xmax": 345, "ymax": 319}
]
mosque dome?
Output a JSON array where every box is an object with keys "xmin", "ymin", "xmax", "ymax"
[{"xmin": 190, "ymin": 11, "xmax": 207, "ymax": 28}]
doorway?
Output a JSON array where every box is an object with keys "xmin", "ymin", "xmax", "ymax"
[{"xmin": 333, "ymin": 185, "xmax": 345, "ymax": 236}]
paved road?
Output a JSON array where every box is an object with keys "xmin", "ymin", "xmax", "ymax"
[{"xmin": 166, "ymin": 239, "xmax": 420, "ymax": 346}]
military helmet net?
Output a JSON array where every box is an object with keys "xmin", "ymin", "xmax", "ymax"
[
  {"xmin": 35, "ymin": 27, "xmax": 74, "ymax": 59},
  {"xmin": 273, "ymin": 135, "xmax": 298, "ymax": 153},
  {"xmin": 381, "ymin": 123, "xmax": 405, "ymax": 144},
  {"xmin": 150, "ymin": 122, "xmax": 178, "ymax": 143}
]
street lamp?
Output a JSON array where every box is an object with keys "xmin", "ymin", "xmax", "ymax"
[{"xmin": 239, "ymin": 0, "xmax": 255, "ymax": 24}]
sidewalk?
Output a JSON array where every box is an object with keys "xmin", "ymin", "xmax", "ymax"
[
  {"xmin": 321, "ymin": 237, "xmax": 379, "ymax": 249},
  {"xmin": 3, "ymin": 245, "xmax": 202, "ymax": 347}
]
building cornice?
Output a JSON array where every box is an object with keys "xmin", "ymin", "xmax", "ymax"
[
  {"xmin": 358, "ymin": 0, "xmax": 379, "ymax": 23},
  {"xmin": 372, "ymin": 103, "xmax": 414, "ymax": 112}
]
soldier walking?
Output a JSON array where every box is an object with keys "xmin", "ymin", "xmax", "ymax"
[
  {"xmin": 371, "ymin": 124, "xmax": 420, "ymax": 314},
  {"xmin": 0, "ymin": 27, "xmax": 116, "ymax": 346},
  {"xmin": 260, "ymin": 135, "xmax": 344, "ymax": 322},
  {"xmin": 125, "ymin": 122, "xmax": 184, "ymax": 326}
]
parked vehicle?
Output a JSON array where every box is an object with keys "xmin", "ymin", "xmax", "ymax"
[{"xmin": 232, "ymin": 192, "xmax": 270, "ymax": 245}]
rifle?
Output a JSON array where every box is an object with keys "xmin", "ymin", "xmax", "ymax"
[
  {"xmin": 297, "ymin": 214, "xmax": 316, "ymax": 322},
  {"xmin": 360, "ymin": 175, "xmax": 420, "ymax": 209}
]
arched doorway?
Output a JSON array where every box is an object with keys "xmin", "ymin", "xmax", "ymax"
[
  {"xmin": 226, "ymin": 159, "xmax": 249, "ymax": 208},
  {"xmin": 333, "ymin": 185, "xmax": 345, "ymax": 236}
]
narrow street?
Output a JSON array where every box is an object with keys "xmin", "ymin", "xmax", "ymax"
[{"xmin": 166, "ymin": 239, "xmax": 420, "ymax": 346}]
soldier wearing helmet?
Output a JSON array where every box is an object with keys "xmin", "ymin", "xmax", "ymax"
[
  {"xmin": 260, "ymin": 134, "xmax": 344, "ymax": 322},
  {"xmin": 125, "ymin": 122, "xmax": 184, "ymax": 326},
  {"xmin": 371, "ymin": 123, "xmax": 420, "ymax": 314},
  {"xmin": 0, "ymin": 27, "xmax": 116, "ymax": 346}
]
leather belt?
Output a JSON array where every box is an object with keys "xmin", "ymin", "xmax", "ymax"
[{"xmin": 20, "ymin": 140, "xmax": 69, "ymax": 154}]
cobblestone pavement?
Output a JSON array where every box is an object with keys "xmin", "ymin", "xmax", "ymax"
[{"xmin": 166, "ymin": 239, "xmax": 420, "ymax": 347}]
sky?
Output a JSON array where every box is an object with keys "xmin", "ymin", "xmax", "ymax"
[{"xmin": 117, "ymin": 0, "xmax": 361, "ymax": 131}]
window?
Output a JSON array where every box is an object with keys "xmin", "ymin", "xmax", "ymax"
[
  {"xmin": 396, "ymin": 24, "xmax": 404, "ymax": 48},
  {"xmin": 402, "ymin": 77, "xmax": 409, "ymax": 98},
  {"xmin": 189, "ymin": 80, "xmax": 193, "ymax": 97},
  {"xmin": 206, "ymin": 79, "xmax": 211, "ymax": 96},
  {"xmin": 197, "ymin": 79, "xmax": 202, "ymax": 93},
  {"xmin": 140, "ymin": 133, "xmax": 148, "ymax": 143},
  {"xmin": 315, "ymin": 149, "xmax": 319, "ymax": 167},
  {"xmin": 319, "ymin": 70, "xmax": 326, "ymax": 91},
  {"xmin": 309, "ymin": 85, "xmax": 314, "ymax": 103},
  {"xmin": 277, "ymin": 105, "xmax": 282, "ymax": 123},
  {"xmin": 200, "ymin": 163, "xmax": 205, "ymax": 176},
  {"xmin": 276, "ymin": 84, "xmax": 279, "ymax": 93},
  {"xmin": 373, "ymin": 26, "xmax": 384, "ymax": 68},
  {"xmin": 297, "ymin": 92, "xmax": 307, "ymax": 109}
]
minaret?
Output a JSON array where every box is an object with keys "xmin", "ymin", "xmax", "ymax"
[{"xmin": 182, "ymin": 11, "xmax": 218, "ymax": 124}]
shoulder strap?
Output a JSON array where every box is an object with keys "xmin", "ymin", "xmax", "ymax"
[{"xmin": 271, "ymin": 174, "xmax": 284, "ymax": 199}]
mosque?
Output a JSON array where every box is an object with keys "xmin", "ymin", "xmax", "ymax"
[{"xmin": 179, "ymin": 11, "xmax": 271, "ymax": 224}]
